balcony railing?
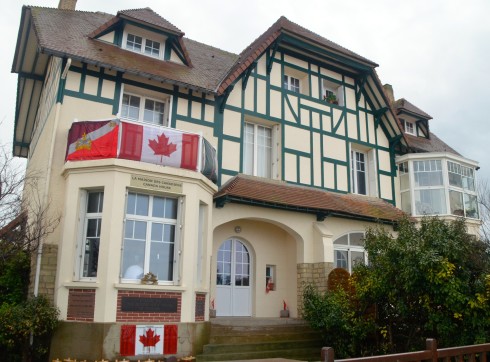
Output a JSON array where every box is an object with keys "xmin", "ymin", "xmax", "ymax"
[{"xmin": 65, "ymin": 118, "xmax": 217, "ymax": 183}]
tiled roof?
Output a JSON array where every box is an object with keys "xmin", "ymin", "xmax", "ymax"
[
  {"xmin": 214, "ymin": 175, "xmax": 406, "ymax": 223},
  {"xmin": 27, "ymin": 6, "xmax": 237, "ymax": 93},
  {"xmin": 406, "ymin": 133, "xmax": 461, "ymax": 156},
  {"xmin": 218, "ymin": 16, "xmax": 378, "ymax": 95},
  {"xmin": 394, "ymin": 98, "xmax": 432, "ymax": 120},
  {"xmin": 117, "ymin": 8, "xmax": 183, "ymax": 35}
]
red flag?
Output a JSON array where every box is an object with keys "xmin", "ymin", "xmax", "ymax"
[{"xmin": 66, "ymin": 120, "xmax": 119, "ymax": 161}]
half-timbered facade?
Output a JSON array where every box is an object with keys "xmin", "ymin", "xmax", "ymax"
[{"xmin": 11, "ymin": 1, "xmax": 479, "ymax": 360}]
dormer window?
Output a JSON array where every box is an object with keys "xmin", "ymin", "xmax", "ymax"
[
  {"xmin": 404, "ymin": 120, "xmax": 415, "ymax": 135},
  {"xmin": 122, "ymin": 24, "xmax": 166, "ymax": 59},
  {"xmin": 125, "ymin": 33, "xmax": 162, "ymax": 58}
]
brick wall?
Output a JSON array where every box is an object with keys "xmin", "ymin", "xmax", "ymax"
[
  {"xmin": 195, "ymin": 293, "xmax": 206, "ymax": 321},
  {"xmin": 297, "ymin": 262, "xmax": 334, "ymax": 316},
  {"xmin": 67, "ymin": 288, "xmax": 96, "ymax": 321},
  {"xmin": 116, "ymin": 290, "xmax": 182, "ymax": 322}
]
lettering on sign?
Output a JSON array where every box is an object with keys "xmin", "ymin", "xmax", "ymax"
[{"xmin": 130, "ymin": 174, "xmax": 182, "ymax": 193}]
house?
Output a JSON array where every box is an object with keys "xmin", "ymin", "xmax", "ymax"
[{"xmin": 11, "ymin": 0, "xmax": 480, "ymax": 360}]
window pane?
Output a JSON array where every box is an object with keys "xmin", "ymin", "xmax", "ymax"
[
  {"xmin": 414, "ymin": 160, "xmax": 443, "ymax": 187},
  {"xmin": 135, "ymin": 194, "xmax": 149, "ymax": 216},
  {"xmin": 126, "ymin": 34, "xmax": 142, "ymax": 51},
  {"xmin": 122, "ymin": 239, "xmax": 145, "ymax": 279},
  {"xmin": 151, "ymin": 223, "xmax": 163, "ymax": 242},
  {"xmin": 334, "ymin": 235, "xmax": 348, "ymax": 245},
  {"xmin": 464, "ymin": 193, "xmax": 478, "ymax": 218},
  {"xmin": 414, "ymin": 189, "xmax": 447, "ymax": 215},
  {"xmin": 150, "ymin": 241, "xmax": 173, "ymax": 281},
  {"xmin": 449, "ymin": 190, "xmax": 464, "ymax": 216},
  {"xmin": 256, "ymin": 125, "xmax": 272, "ymax": 178},
  {"xmin": 351, "ymin": 251, "xmax": 365, "ymax": 269},
  {"xmin": 87, "ymin": 192, "xmax": 103, "ymax": 213},
  {"xmin": 164, "ymin": 198, "xmax": 178, "ymax": 219},
  {"xmin": 145, "ymin": 39, "xmax": 160, "ymax": 56},
  {"xmin": 401, "ymin": 191, "xmax": 411, "ymax": 214},
  {"xmin": 82, "ymin": 235, "xmax": 99, "ymax": 278},
  {"xmin": 335, "ymin": 250, "xmax": 348, "ymax": 270},
  {"xmin": 86, "ymin": 218, "xmax": 100, "ymax": 237},
  {"xmin": 244, "ymin": 123, "xmax": 254, "ymax": 175},
  {"xmin": 143, "ymin": 99, "xmax": 165, "ymax": 125},
  {"xmin": 350, "ymin": 233, "xmax": 364, "ymax": 247}
]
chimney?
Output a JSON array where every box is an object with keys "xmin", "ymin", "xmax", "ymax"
[
  {"xmin": 58, "ymin": 0, "xmax": 77, "ymax": 10},
  {"xmin": 383, "ymin": 84, "xmax": 395, "ymax": 105}
]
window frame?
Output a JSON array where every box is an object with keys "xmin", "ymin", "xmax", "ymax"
[
  {"xmin": 76, "ymin": 190, "xmax": 104, "ymax": 281},
  {"xmin": 283, "ymin": 74, "xmax": 300, "ymax": 93},
  {"xmin": 124, "ymin": 31, "xmax": 164, "ymax": 59},
  {"xmin": 119, "ymin": 89, "xmax": 170, "ymax": 126},
  {"xmin": 397, "ymin": 157, "xmax": 479, "ymax": 219},
  {"xmin": 322, "ymin": 79, "xmax": 344, "ymax": 106},
  {"xmin": 333, "ymin": 232, "xmax": 366, "ymax": 274},
  {"xmin": 404, "ymin": 120, "xmax": 416, "ymax": 135},
  {"xmin": 243, "ymin": 121, "xmax": 279, "ymax": 179},
  {"xmin": 120, "ymin": 191, "xmax": 182, "ymax": 285},
  {"xmin": 351, "ymin": 149, "xmax": 368, "ymax": 195}
]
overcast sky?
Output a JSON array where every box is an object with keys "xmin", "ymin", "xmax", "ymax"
[{"xmin": 2, "ymin": 0, "xmax": 490, "ymax": 181}]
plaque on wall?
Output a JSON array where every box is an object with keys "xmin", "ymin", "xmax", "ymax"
[{"xmin": 121, "ymin": 297, "xmax": 178, "ymax": 313}]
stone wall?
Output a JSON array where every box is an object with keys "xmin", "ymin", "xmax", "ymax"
[
  {"xmin": 296, "ymin": 262, "xmax": 334, "ymax": 316},
  {"xmin": 29, "ymin": 243, "xmax": 58, "ymax": 303}
]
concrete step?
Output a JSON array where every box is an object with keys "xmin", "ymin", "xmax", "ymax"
[
  {"xmin": 197, "ymin": 346, "xmax": 321, "ymax": 361},
  {"xmin": 197, "ymin": 318, "xmax": 324, "ymax": 362},
  {"xmin": 203, "ymin": 339, "xmax": 323, "ymax": 354}
]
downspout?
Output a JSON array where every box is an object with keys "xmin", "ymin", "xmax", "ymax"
[{"xmin": 33, "ymin": 57, "xmax": 71, "ymax": 297}]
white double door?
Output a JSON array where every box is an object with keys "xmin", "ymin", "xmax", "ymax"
[{"xmin": 215, "ymin": 238, "xmax": 252, "ymax": 316}]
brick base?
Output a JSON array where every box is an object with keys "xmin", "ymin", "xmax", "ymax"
[{"xmin": 116, "ymin": 290, "xmax": 182, "ymax": 322}]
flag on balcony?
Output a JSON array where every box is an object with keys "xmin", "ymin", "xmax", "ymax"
[
  {"xmin": 65, "ymin": 119, "xmax": 119, "ymax": 161},
  {"xmin": 119, "ymin": 122, "xmax": 200, "ymax": 171}
]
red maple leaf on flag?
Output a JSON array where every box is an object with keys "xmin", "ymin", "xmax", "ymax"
[
  {"xmin": 139, "ymin": 328, "xmax": 161, "ymax": 348},
  {"xmin": 148, "ymin": 132, "xmax": 177, "ymax": 162}
]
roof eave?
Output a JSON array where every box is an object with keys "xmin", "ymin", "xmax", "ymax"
[{"xmin": 40, "ymin": 47, "xmax": 214, "ymax": 94}]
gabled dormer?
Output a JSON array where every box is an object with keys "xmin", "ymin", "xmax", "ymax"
[
  {"xmin": 88, "ymin": 8, "xmax": 192, "ymax": 66},
  {"xmin": 393, "ymin": 98, "xmax": 432, "ymax": 139}
]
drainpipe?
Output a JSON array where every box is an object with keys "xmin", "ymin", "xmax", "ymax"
[{"xmin": 33, "ymin": 57, "xmax": 71, "ymax": 297}]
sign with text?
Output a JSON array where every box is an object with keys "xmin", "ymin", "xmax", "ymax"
[{"xmin": 130, "ymin": 174, "xmax": 182, "ymax": 194}]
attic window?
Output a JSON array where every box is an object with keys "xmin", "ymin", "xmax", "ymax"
[
  {"xmin": 122, "ymin": 25, "xmax": 166, "ymax": 60},
  {"xmin": 405, "ymin": 121, "xmax": 415, "ymax": 135}
]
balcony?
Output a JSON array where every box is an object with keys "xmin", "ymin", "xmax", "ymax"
[{"xmin": 65, "ymin": 118, "xmax": 217, "ymax": 183}]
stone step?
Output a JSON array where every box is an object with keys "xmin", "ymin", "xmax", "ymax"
[
  {"xmin": 203, "ymin": 339, "xmax": 323, "ymax": 354},
  {"xmin": 210, "ymin": 330, "xmax": 322, "ymax": 345},
  {"xmin": 196, "ymin": 346, "xmax": 321, "ymax": 362}
]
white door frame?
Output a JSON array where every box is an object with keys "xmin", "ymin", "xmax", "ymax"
[{"xmin": 215, "ymin": 238, "xmax": 253, "ymax": 316}]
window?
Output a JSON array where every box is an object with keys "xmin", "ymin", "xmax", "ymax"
[
  {"xmin": 413, "ymin": 160, "xmax": 446, "ymax": 215},
  {"xmin": 121, "ymin": 93, "xmax": 167, "ymax": 126},
  {"xmin": 121, "ymin": 192, "xmax": 179, "ymax": 282},
  {"xmin": 244, "ymin": 122, "xmax": 273, "ymax": 178},
  {"xmin": 404, "ymin": 121, "xmax": 415, "ymax": 135},
  {"xmin": 125, "ymin": 33, "xmax": 162, "ymax": 58},
  {"xmin": 398, "ymin": 158, "xmax": 478, "ymax": 218},
  {"xmin": 322, "ymin": 79, "xmax": 344, "ymax": 106},
  {"xmin": 266, "ymin": 265, "xmax": 276, "ymax": 291},
  {"xmin": 283, "ymin": 75, "xmax": 300, "ymax": 93},
  {"xmin": 351, "ymin": 150, "xmax": 367, "ymax": 195},
  {"xmin": 447, "ymin": 161, "xmax": 478, "ymax": 218},
  {"xmin": 79, "ymin": 191, "xmax": 104, "ymax": 279},
  {"xmin": 334, "ymin": 232, "xmax": 365, "ymax": 273}
]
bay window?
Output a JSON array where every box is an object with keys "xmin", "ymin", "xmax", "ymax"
[
  {"xmin": 121, "ymin": 192, "xmax": 179, "ymax": 283},
  {"xmin": 397, "ymin": 157, "xmax": 479, "ymax": 219}
]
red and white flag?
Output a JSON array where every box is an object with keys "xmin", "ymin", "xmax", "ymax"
[
  {"xmin": 120, "ymin": 324, "xmax": 178, "ymax": 356},
  {"xmin": 119, "ymin": 122, "xmax": 200, "ymax": 171}
]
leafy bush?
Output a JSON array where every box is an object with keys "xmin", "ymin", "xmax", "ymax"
[
  {"xmin": 303, "ymin": 217, "xmax": 490, "ymax": 357},
  {"xmin": 0, "ymin": 296, "xmax": 59, "ymax": 361}
]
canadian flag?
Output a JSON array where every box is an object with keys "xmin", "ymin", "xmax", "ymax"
[
  {"xmin": 120, "ymin": 324, "xmax": 178, "ymax": 356},
  {"xmin": 119, "ymin": 122, "xmax": 200, "ymax": 171}
]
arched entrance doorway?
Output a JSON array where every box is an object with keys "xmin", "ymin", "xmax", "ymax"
[{"xmin": 215, "ymin": 238, "xmax": 252, "ymax": 316}]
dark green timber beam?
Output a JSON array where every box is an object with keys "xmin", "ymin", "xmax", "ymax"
[
  {"xmin": 266, "ymin": 38, "xmax": 281, "ymax": 75},
  {"xmin": 355, "ymin": 74, "xmax": 368, "ymax": 103},
  {"xmin": 242, "ymin": 60, "xmax": 258, "ymax": 90},
  {"xmin": 217, "ymin": 84, "xmax": 234, "ymax": 113}
]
